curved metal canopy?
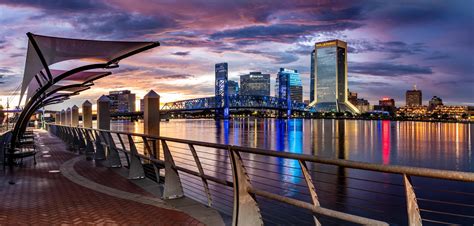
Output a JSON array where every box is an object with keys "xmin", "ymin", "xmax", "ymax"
[{"xmin": 20, "ymin": 32, "xmax": 159, "ymax": 104}]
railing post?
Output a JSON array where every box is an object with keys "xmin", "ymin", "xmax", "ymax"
[
  {"xmin": 66, "ymin": 107, "xmax": 71, "ymax": 126},
  {"xmin": 299, "ymin": 160, "xmax": 322, "ymax": 226},
  {"xmin": 97, "ymin": 95, "xmax": 111, "ymax": 130},
  {"xmin": 188, "ymin": 144, "xmax": 212, "ymax": 207},
  {"xmin": 144, "ymin": 90, "xmax": 160, "ymax": 159},
  {"xmin": 82, "ymin": 100, "xmax": 93, "ymax": 128},
  {"xmin": 161, "ymin": 140, "xmax": 184, "ymax": 199},
  {"xmin": 103, "ymin": 132, "xmax": 122, "ymax": 168},
  {"xmin": 83, "ymin": 129, "xmax": 95, "ymax": 160},
  {"xmin": 127, "ymin": 134, "xmax": 145, "ymax": 179},
  {"xmin": 229, "ymin": 148, "xmax": 263, "ymax": 226},
  {"xmin": 71, "ymin": 105, "xmax": 79, "ymax": 127},
  {"xmin": 94, "ymin": 130, "xmax": 106, "ymax": 160},
  {"xmin": 403, "ymin": 174, "xmax": 422, "ymax": 226},
  {"xmin": 60, "ymin": 109, "xmax": 66, "ymax": 125}
]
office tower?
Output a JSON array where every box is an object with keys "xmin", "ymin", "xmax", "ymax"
[
  {"xmin": 240, "ymin": 72, "xmax": 270, "ymax": 96},
  {"xmin": 107, "ymin": 90, "xmax": 136, "ymax": 113},
  {"xmin": 406, "ymin": 85, "xmax": 422, "ymax": 106},
  {"xmin": 228, "ymin": 80, "xmax": 239, "ymax": 95},
  {"xmin": 309, "ymin": 40, "xmax": 359, "ymax": 113},
  {"xmin": 428, "ymin": 96, "xmax": 443, "ymax": 111},
  {"xmin": 277, "ymin": 68, "xmax": 303, "ymax": 102},
  {"xmin": 310, "ymin": 49, "xmax": 315, "ymax": 103}
]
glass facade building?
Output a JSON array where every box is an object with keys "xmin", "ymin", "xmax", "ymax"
[
  {"xmin": 310, "ymin": 49, "xmax": 315, "ymax": 103},
  {"xmin": 310, "ymin": 40, "xmax": 359, "ymax": 113},
  {"xmin": 228, "ymin": 80, "xmax": 239, "ymax": 95},
  {"xmin": 277, "ymin": 68, "xmax": 303, "ymax": 102},
  {"xmin": 240, "ymin": 72, "xmax": 270, "ymax": 96},
  {"xmin": 107, "ymin": 90, "xmax": 136, "ymax": 113}
]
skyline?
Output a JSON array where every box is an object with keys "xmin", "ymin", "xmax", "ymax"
[{"xmin": 0, "ymin": 0, "xmax": 473, "ymax": 110}]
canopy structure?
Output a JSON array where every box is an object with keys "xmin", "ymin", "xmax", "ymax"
[
  {"xmin": 26, "ymin": 69, "xmax": 111, "ymax": 102},
  {"xmin": 11, "ymin": 32, "xmax": 159, "ymax": 147}
]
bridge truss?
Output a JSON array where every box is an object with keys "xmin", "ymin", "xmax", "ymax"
[{"xmin": 161, "ymin": 94, "xmax": 311, "ymax": 114}]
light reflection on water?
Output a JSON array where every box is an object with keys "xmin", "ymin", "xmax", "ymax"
[
  {"xmin": 111, "ymin": 119, "xmax": 473, "ymax": 172},
  {"xmin": 109, "ymin": 119, "xmax": 473, "ymax": 224}
]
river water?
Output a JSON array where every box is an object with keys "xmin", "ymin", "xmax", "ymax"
[{"xmin": 110, "ymin": 119, "xmax": 474, "ymax": 225}]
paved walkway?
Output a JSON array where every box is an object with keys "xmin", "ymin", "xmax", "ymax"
[{"xmin": 0, "ymin": 130, "xmax": 206, "ymax": 225}]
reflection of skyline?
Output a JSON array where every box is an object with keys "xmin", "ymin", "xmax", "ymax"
[{"xmin": 112, "ymin": 119, "xmax": 473, "ymax": 172}]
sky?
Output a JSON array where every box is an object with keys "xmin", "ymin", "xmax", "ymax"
[{"xmin": 0, "ymin": 0, "xmax": 473, "ymax": 110}]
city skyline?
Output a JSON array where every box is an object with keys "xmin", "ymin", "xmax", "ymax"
[{"xmin": 0, "ymin": 1, "xmax": 473, "ymax": 110}]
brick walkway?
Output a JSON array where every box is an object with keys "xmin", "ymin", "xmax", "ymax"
[{"xmin": 0, "ymin": 130, "xmax": 204, "ymax": 225}]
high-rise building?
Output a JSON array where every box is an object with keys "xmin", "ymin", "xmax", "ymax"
[
  {"xmin": 406, "ymin": 85, "xmax": 422, "ymax": 106},
  {"xmin": 309, "ymin": 40, "xmax": 359, "ymax": 113},
  {"xmin": 310, "ymin": 49, "xmax": 315, "ymax": 103},
  {"xmin": 107, "ymin": 90, "xmax": 136, "ymax": 113},
  {"xmin": 240, "ymin": 72, "xmax": 270, "ymax": 96},
  {"xmin": 374, "ymin": 97, "xmax": 396, "ymax": 114},
  {"xmin": 228, "ymin": 80, "xmax": 239, "ymax": 95},
  {"xmin": 428, "ymin": 96, "xmax": 443, "ymax": 111},
  {"xmin": 277, "ymin": 68, "xmax": 303, "ymax": 102},
  {"xmin": 348, "ymin": 91, "xmax": 371, "ymax": 113},
  {"xmin": 348, "ymin": 91, "xmax": 358, "ymax": 105}
]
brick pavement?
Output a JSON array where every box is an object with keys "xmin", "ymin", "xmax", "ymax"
[{"xmin": 0, "ymin": 130, "xmax": 204, "ymax": 225}]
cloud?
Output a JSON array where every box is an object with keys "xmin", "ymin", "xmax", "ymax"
[
  {"xmin": 209, "ymin": 22, "xmax": 363, "ymax": 43},
  {"xmin": 0, "ymin": 67, "xmax": 14, "ymax": 74},
  {"xmin": 349, "ymin": 80, "xmax": 390, "ymax": 87},
  {"xmin": 155, "ymin": 74, "xmax": 194, "ymax": 80},
  {"xmin": 424, "ymin": 51, "xmax": 450, "ymax": 60},
  {"xmin": 172, "ymin": 51, "xmax": 190, "ymax": 56},
  {"xmin": 349, "ymin": 62, "xmax": 433, "ymax": 76},
  {"xmin": 0, "ymin": 0, "xmax": 105, "ymax": 11},
  {"xmin": 72, "ymin": 12, "xmax": 176, "ymax": 39},
  {"xmin": 348, "ymin": 40, "xmax": 425, "ymax": 59}
]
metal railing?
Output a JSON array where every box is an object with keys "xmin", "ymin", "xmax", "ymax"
[
  {"xmin": 46, "ymin": 124, "xmax": 474, "ymax": 225},
  {"xmin": 0, "ymin": 130, "xmax": 12, "ymax": 167}
]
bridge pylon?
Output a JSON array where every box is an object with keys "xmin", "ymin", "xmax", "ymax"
[{"xmin": 215, "ymin": 63, "xmax": 229, "ymax": 119}]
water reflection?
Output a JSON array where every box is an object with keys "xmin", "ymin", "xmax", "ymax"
[{"xmin": 110, "ymin": 119, "xmax": 473, "ymax": 224}]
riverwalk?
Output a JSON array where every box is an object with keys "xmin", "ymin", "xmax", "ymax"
[{"xmin": 0, "ymin": 129, "xmax": 224, "ymax": 225}]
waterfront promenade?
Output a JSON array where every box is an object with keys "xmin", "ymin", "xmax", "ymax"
[{"xmin": 0, "ymin": 129, "xmax": 222, "ymax": 225}]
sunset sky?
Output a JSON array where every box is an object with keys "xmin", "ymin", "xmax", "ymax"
[{"xmin": 0, "ymin": 0, "xmax": 472, "ymax": 110}]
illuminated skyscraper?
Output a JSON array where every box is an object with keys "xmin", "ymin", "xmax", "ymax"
[
  {"xmin": 240, "ymin": 72, "xmax": 270, "ymax": 96},
  {"xmin": 406, "ymin": 85, "xmax": 422, "ymax": 106},
  {"xmin": 277, "ymin": 68, "xmax": 303, "ymax": 102},
  {"xmin": 309, "ymin": 40, "xmax": 359, "ymax": 113}
]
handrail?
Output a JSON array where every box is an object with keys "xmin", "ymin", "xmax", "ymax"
[
  {"xmin": 46, "ymin": 124, "xmax": 474, "ymax": 225},
  {"xmin": 75, "ymin": 126, "xmax": 473, "ymax": 182}
]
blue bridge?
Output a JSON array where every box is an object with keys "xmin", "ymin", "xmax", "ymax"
[{"xmin": 161, "ymin": 94, "xmax": 312, "ymax": 116}]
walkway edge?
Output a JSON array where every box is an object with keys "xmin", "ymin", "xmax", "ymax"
[{"xmin": 60, "ymin": 157, "xmax": 177, "ymax": 211}]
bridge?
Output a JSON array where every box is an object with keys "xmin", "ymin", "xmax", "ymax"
[{"xmin": 161, "ymin": 94, "xmax": 310, "ymax": 115}]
